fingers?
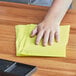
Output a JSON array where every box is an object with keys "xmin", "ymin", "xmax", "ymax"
[
  {"xmin": 36, "ymin": 30, "xmax": 44, "ymax": 45},
  {"xmin": 49, "ymin": 32, "xmax": 55, "ymax": 45},
  {"xmin": 55, "ymin": 30, "xmax": 60, "ymax": 42},
  {"xmin": 31, "ymin": 27, "xmax": 37, "ymax": 37},
  {"xmin": 31, "ymin": 24, "xmax": 60, "ymax": 46},
  {"xmin": 43, "ymin": 31, "xmax": 50, "ymax": 46}
]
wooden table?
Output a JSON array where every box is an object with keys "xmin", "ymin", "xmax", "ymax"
[{"xmin": 0, "ymin": 1, "xmax": 76, "ymax": 76}]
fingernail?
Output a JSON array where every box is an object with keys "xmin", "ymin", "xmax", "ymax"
[
  {"xmin": 43, "ymin": 43, "xmax": 47, "ymax": 46},
  {"xmin": 57, "ymin": 39, "xmax": 60, "ymax": 42},
  {"xmin": 49, "ymin": 42, "xmax": 53, "ymax": 45},
  {"xmin": 30, "ymin": 35, "xmax": 33, "ymax": 38},
  {"xmin": 36, "ymin": 42, "xmax": 39, "ymax": 45}
]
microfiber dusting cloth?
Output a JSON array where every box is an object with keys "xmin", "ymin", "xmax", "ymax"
[{"xmin": 15, "ymin": 24, "xmax": 70, "ymax": 57}]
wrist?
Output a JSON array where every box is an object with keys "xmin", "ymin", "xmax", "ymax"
[{"xmin": 42, "ymin": 15, "xmax": 61, "ymax": 25}]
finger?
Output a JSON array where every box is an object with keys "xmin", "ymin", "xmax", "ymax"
[
  {"xmin": 36, "ymin": 30, "xmax": 44, "ymax": 45},
  {"xmin": 43, "ymin": 31, "xmax": 50, "ymax": 46},
  {"xmin": 31, "ymin": 27, "xmax": 37, "ymax": 37},
  {"xmin": 49, "ymin": 32, "xmax": 55, "ymax": 45},
  {"xmin": 55, "ymin": 30, "xmax": 60, "ymax": 42}
]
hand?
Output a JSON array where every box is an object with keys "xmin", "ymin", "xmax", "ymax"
[
  {"xmin": 31, "ymin": 19, "xmax": 60, "ymax": 46},
  {"xmin": 30, "ymin": 0, "xmax": 72, "ymax": 46}
]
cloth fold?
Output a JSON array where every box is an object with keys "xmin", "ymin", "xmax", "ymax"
[{"xmin": 15, "ymin": 24, "xmax": 70, "ymax": 57}]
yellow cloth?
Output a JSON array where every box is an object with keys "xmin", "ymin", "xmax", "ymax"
[{"xmin": 15, "ymin": 24, "xmax": 70, "ymax": 57}]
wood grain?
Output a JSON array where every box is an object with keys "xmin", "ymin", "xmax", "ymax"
[{"xmin": 0, "ymin": 1, "xmax": 76, "ymax": 76}]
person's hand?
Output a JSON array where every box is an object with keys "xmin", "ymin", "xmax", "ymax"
[
  {"xmin": 31, "ymin": 19, "xmax": 60, "ymax": 46},
  {"xmin": 30, "ymin": 0, "xmax": 72, "ymax": 46}
]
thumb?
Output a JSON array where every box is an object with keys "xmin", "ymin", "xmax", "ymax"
[{"xmin": 31, "ymin": 27, "xmax": 37, "ymax": 37}]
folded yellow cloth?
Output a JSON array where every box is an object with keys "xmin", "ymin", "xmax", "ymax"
[{"xmin": 15, "ymin": 24, "xmax": 70, "ymax": 57}]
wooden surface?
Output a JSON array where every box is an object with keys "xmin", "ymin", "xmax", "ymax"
[{"xmin": 0, "ymin": 1, "xmax": 76, "ymax": 76}]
